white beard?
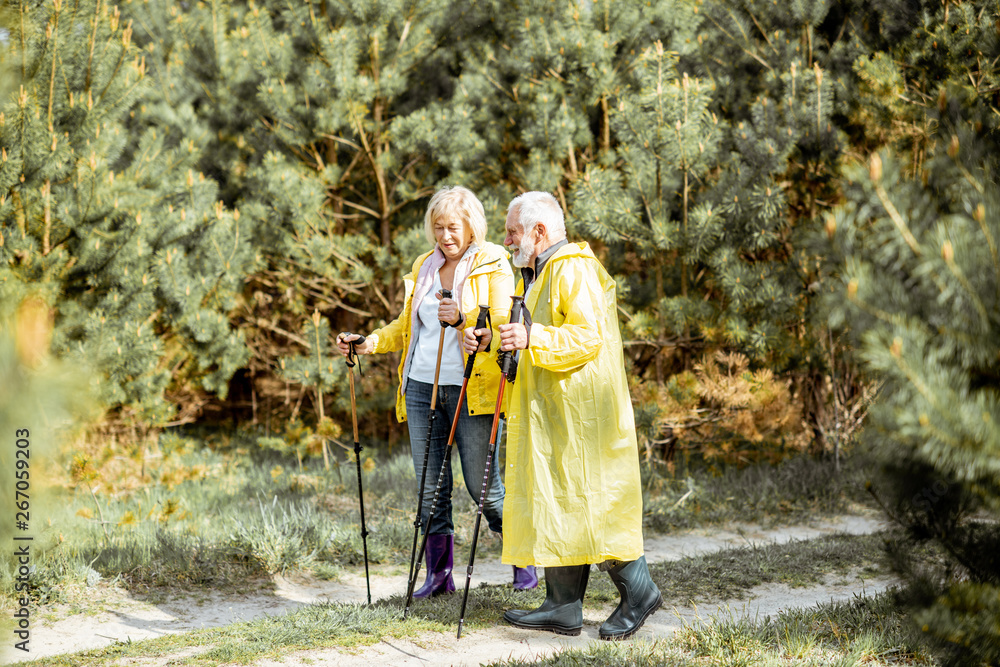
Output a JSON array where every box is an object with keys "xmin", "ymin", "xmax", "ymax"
[{"xmin": 511, "ymin": 241, "xmax": 535, "ymax": 268}]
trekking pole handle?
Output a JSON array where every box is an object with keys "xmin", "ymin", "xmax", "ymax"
[
  {"xmin": 463, "ymin": 305, "xmax": 492, "ymax": 378},
  {"xmin": 438, "ymin": 288, "xmax": 453, "ymax": 328},
  {"xmin": 344, "ymin": 334, "xmax": 366, "ymax": 368},
  {"xmin": 499, "ymin": 295, "xmax": 524, "ymax": 380},
  {"xmin": 507, "ymin": 295, "xmax": 525, "ymax": 329}
]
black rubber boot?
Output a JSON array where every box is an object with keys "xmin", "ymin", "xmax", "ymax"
[
  {"xmin": 503, "ymin": 565, "xmax": 590, "ymax": 622},
  {"xmin": 503, "ymin": 565, "xmax": 590, "ymax": 636},
  {"xmin": 599, "ymin": 556, "xmax": 662, "ymax": 640}
]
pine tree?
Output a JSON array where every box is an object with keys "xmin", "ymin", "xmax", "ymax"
[
  {"xmin": 554, "ymin": 0, "xmax": 864, "ymax": 460},
  {"xmin": 232, "ymin": 0, "xmax": 485, "ymax": 437},
  {"xmin": 423, "ymin": 0, "xmax": 700, "ymax": 234},
  {"xmin": 117, "ymin": 0, "xmax": 532, "ymax": 436},
  {"xmin": 571, "ymin": 42, "xmax": 724, "ymax": 353},
  {"xmin": 1, "ymin": 0, "xmax": 254, "ymax": 425},
  {"xmin": 113, "ymin": 1, "xmax": 725, "ymax": 436},
  {"xmin": 822, "ymin": 1, "xmax": 1000, "ymax": 661},
  {"xmin": 276, "ymin": 310, "xmax": 343, "ymax": 469}
]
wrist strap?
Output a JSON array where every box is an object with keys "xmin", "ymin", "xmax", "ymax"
[{"xmin": 520, "ymin": 304, "xmax": 533, "ymax": 348}]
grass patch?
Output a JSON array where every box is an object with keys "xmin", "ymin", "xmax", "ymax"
[
  {"xmin": 7, "ymin": 600, "xmax": 447, "ymax": 666},
  {"xmin": 8, "ymin": 532, "xmax": 897, "ymax": 666},
  {"xmin": 674, "ymin": 590, "xmax": 930, "ymax": 666},
  {"xmin": 568, "ymin": 531, "xmax": 889, "ymax": 607},
  {"xmin": 483, "ymin": 591, "xmax": 931, "ymax": 666},
  {"xmin": 485, "ymin": 640, "xmax": 695, "ymax": 666},
  {"xmin": 458, "ymin": 531, "xmax": 893, "ymax": 626},
  {"xmin": 1, "ymin": 448, "xmax": 430, "ymax": 605},
  {"xmin": 5, "ymin": 582, "xmax": 540, "ymax": 666},
  {"xmin": 363, "ymin": 534, "xmax": 888, "ymax": 638},
  {"xmin": 642, "ymin": 449, "xmax": 877, "ymax": 532},
  {"xmin": 2, "ymin": 434, "xmax": 876, "ymax": 611},
  {"xmin": 638, "ymin": 531, "xmax": 889, "ymax": 606}
]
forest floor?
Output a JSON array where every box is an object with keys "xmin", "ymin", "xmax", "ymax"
[{"xmin": 11, "ymin": 513, "xmax": 893, "ymax": 666}]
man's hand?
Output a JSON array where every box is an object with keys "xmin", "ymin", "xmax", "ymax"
[
  {"xmin": 336, "ymin": 333, "xmax": 373, "ymax": 356},
  {"xmin": 498, "ymin": 323, "xmax": 528, "ymax": 351},
  {"xmin": 463, "ymin": 326, "xmax": 492, "ymax": 354},
  {"xmin": 437, "ymin": 291, "xmax": 462, "ymax": 326}
]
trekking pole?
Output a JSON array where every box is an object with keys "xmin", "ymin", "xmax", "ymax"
[
  {"xmin": 345, "ymin": 335, "xmax": 372, "ymax": 605},
  {"xmin": 404, "ymin": 288, "xmax": 452, "ymax": 613},
  {"xmin": 403, "ymin": 305, "xmax": 491, "ymax": 620},
  {"xmin": 457, "ymin": 295, "xmax": 524, "ymax": 639}
]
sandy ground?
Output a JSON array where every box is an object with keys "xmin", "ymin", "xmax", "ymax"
[{"xmin": 6, "ymin": 513, "xmax": 892, "ymax": 666}]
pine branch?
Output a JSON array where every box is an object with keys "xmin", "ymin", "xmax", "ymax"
[
  {"xmin": 85, "ymin": 0, "xmax": 99, "ymax": 91},
  {"xmin": 477, "ymin": 60, "xmax": 517, "ymax": 102},
  {"xmin": 747, "ymin": 9, "xmax": 777, "ymax": 56},
  {"xmin": 18, "ymin": 2, "xmax": 27, "ymax": 80},
  {"xmin": 253, "ymin": 318, "xmax": 310, "ymax": 347},
  {"xmin": 705, "ymin": 9, "xmax": 772, "ymax": 72},
  {"xmin": 97, "ymin": 21, "xmax": 131, "ymax": 107},
  {"xmin": 351, "ymin": 110, "xmax": 390, "ymax": 235},
  {"xmin": 46, "ymin": 0, "xmax": 60, "ymax": 132},
  {"xmin": 872, "ymin": 181, "xmax": 921, "ymax": 255},
  {"xmin": 341, "ymin": 197, "xmax": 381, "ymax": 220},
  {"xmin": 342, "ymin": 183, "xmax": 380, "ymax": 215},
  {"xmin": 386, "ymin": 186, "xmax": 435, "ymax": 219}
]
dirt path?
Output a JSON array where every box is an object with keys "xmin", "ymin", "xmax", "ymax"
[
  {"xmin": 250, "ymin": 571, "xmax": 895, "ymax": 667},
  {"xmin": 10, "ymin": 514, "xmax": 892, "ymax": 665}
]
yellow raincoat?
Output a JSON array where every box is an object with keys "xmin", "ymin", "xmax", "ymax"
[
  {"xmin": 501, "ymin": 242, "xmax": 644, "ymax": 568},
  {"xmin": 368, "ymin": 242, "xmax": 514, "ymax": 422}
]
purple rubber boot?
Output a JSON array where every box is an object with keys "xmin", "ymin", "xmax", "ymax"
[
  {"xmin": 413, "ymin": 533, "xmax": 456, "ymax": 598},
  {"xmin": 513, "ymin": 565, "xmax": 538, "ymax": 590}
]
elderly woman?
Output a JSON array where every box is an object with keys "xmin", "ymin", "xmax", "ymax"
[{"xmin": 337, "ymin": 185, "xmax": 537, "ymax": 597}]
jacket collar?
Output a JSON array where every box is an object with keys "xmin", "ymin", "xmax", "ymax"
[
  {"xmin": 520, "ymin": 238, "xmax": 568, "ymax": 294},
  {"xmin": 522, "ymin": 241, "xmax": 594, "ymax": 308}
]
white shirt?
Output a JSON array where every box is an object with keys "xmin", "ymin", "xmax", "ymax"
[{"xmin": 407, "ymin": 271, "xmax": 465, "ymax": 387}]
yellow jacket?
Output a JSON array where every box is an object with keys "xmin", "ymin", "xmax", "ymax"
[
  {"xmin": 368, "ymin": 242, "xmax": 515, "ymax": 422},
  {"xmin": 501, "ymin": 242, "xmax": 644, "ymax": 568}
]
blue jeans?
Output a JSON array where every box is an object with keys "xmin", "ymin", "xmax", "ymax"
[{"xmin": 405, "ymin": 379, "xmax": 505, "ymax": 536}]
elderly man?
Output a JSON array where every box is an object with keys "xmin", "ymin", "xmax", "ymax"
[{"xmin": 464, "ymin": 191, "xmax": 661, "ymax": 639}]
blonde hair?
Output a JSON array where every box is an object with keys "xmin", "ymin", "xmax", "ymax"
[{"xmin": 423, "ymin": 185, "xmax": 487, "ymax": 247}]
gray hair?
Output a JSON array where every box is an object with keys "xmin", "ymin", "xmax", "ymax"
[
  {"xmin": 423, "ymin": 185, "xmax": 487, "ymax": 247},
  {"xmin": 508, "ymin": 191, "xmax": 566, "ymax": 240}
]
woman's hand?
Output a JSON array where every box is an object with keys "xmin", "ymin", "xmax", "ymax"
[
  {"xmin": 437, "ymin": 292, "xmax": 463, "ymax": 326},
  {"xmin": 463, "ymin": 326, "xmax": 492, "ymax": 354},
  {"xmin": 336, "ymin": 332, "xmax": 373, "ymax": 356}
]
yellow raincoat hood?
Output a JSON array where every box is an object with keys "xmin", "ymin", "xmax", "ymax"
[{"xmin": 501, "ymin": 242, "xmax": 644, "ymax": 568}]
